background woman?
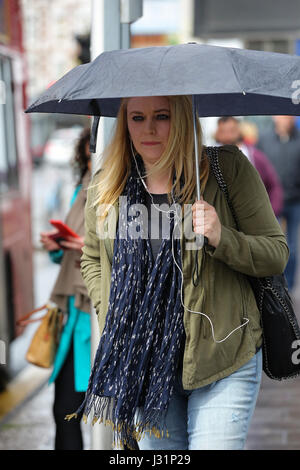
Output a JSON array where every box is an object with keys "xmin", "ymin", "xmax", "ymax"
[{"xmin": 40, "ymin": 127, "xmax": 92, "ymax": 450}]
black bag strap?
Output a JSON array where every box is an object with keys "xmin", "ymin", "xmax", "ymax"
[{"xmin": 205, "ymin": 146, "xmax": 240, "ymax": 231}]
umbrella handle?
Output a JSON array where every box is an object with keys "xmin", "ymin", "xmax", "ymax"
[{"xmin": 195, "ymin": 234, "xmax": 209, "ymax": 248}]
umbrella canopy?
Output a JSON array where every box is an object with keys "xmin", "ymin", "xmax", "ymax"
[{"xmin": 26, "ymin": 43, "xmax": 300, "ymax": 118}]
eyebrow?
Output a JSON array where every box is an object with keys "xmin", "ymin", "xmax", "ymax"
[{"xmin": 129, "ymin": 108, "xmax": 170, "ymax": 115}]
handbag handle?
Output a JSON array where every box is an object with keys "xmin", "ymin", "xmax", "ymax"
[{"xmin": 16, "ymin": 303, "xmax": 49, "ymax": 327}]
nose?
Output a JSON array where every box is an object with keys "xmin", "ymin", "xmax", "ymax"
[{"xmin": 145, "ymin": 117, "xmax": 156, "ymax": 134}]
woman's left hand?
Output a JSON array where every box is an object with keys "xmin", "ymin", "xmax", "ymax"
[
  {"xmin": 192, "ymin": 198, "xmax": 222, "ymax": 248},
  {"xmin": 60, "ymin": 236, "xmax": 85, "ymax": 251}
]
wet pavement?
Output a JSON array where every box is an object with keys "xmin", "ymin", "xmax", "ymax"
[
  {"xmin": 1, "ymin": 163, "xmax": 300, "ymax": 450},
  {"xmin": 246, "ymin": 372, "xmax": 300, "ymax": 450},
  {"xmin": 0, "ymin": 380, "xmax": 91, "ymax": 450},
  {"xmin": 0, "ymin": 382, "xmax": 56, "ymax": 450},
  {"xmin": 245, "ymin": 287, "xmax": 300, "ymax": 450}
]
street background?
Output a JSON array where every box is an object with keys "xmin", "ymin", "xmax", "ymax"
[{"xmin": 1, "ymin": 0, "xmax": 300, "ymax": 450}]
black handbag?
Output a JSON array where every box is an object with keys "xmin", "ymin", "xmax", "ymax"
[{"xmin": 206, "ymin": 146, "xmax": 300, "ymax": 380}]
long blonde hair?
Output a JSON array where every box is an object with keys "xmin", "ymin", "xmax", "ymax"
[{"xmin": 92, "ymin": 95, "xmax": 209, "ymax": 221}]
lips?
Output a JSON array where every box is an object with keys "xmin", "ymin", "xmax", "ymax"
[{"xmin": 141, "ymin": 142, "xmax": 160, "ymax": 146}]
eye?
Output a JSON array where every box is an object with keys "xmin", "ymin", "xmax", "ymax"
[
  {"xmin": 132, "ymin": 115, "xmax": 144, "ymax": 122},
  {"xmin": 156, "ymin": 114, "xmax": 170, "ymax": 120}
]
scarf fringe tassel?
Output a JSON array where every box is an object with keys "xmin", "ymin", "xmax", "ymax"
[{"xmin": 65, "ymin": 394, "xmax": 169, "ymax": 450}]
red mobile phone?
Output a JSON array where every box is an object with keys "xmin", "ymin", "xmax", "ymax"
[{"xmin": 49, "ymin": 219, "xmax": 80, "ymax": 243}]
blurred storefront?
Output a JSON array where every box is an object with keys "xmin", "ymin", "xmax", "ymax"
[{"xmin": 131, "ymin": 0, "xmax": 180, "ymax": 46}]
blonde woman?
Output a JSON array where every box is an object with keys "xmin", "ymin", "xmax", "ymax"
[{"xmin": 74, "ymin": 95, "xmax": 288, "ymax": 450}]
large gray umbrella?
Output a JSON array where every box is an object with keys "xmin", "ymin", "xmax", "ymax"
[
  {"xmin": 26, "ymin": 43, "xmax": 300, "ymax": 117},
  {"xmin": 26, "ymin": 43, "xmax": 300, "ymax": 239}
]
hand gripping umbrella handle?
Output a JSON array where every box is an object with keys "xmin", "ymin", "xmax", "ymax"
[
  {"xmin": 195, "ymin": 233, "xmax": 208, "ymax": 249},
  {"xmin": 192, "ymin": 95, "xmax": 208, "ymax": 248}
]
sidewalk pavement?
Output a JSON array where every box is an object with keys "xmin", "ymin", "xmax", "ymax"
[
  {"xmin": 0, "ymin": 371, "xmax": 91, "ymax": 450},
  {"xmin": 246, "ymin": 370, "xmax": 300, "ymax": 449},
  {"xmin": 0, "ymin": 378, "xmax": 56, "ymax": 450}
]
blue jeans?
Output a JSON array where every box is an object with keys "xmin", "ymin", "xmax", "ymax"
[
  {"xmin": 138, "ymin": 349, "xmax": 262, "ymax": 450},
  {"xmin": 281, "ymin": 202, "xmax": 300, "ymax": 291}
]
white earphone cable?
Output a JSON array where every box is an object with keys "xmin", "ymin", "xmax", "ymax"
[{"xmin": 130, "ymin": 143, "xmax": 249, "ymax": 343}]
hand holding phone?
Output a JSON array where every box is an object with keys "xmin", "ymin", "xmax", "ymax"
[
  {"xmin": 47, "ymin": 220, "xmax": 83, "ymax": 251},
  {"xmin": 59, "ymin": 236, "xmax": 84, "ymax": 252},
  {"xmin": 49, "ymin": 220, "xmax": 80, "ymax": 242},
  {"xmin": 40, "ymin": 230, "xmax": 62, "ymax": 251}
]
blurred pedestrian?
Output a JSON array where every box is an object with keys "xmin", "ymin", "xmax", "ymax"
[
  {"xmin": 73, "ymin": 95, "xmax": 288, "ymax": 450},
  {"xmin": 239, "ymin": 120, "xmax": 259, "ymax": 146},
  {"xmin": 40, "ymin": 127, "xmax": 92, "ymax": 450},
  {"xmin": 257, "ymin": 115, "xmax": 300, "ymax": 291},
  {"xmin": 214, "ymin": 116, "xmax": 283, "ymax": 217}
]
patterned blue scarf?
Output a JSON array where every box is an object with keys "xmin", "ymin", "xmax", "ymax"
[{"xmin": 69, "ymin": 156, "xmax": 184, "ymax": 449}]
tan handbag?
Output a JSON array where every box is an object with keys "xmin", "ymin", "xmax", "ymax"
[{"xmin": 17, "ymin": 302, "xmax": 64, "ymax": 368}]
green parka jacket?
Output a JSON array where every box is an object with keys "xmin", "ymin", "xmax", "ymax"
[{"xmin": 80, "ymin": 145, "xmax": 289, "ymax": 389}]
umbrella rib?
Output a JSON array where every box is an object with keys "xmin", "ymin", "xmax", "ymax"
[
  {"xmin": 227, "ymin": 49, "xmax": 246, "ymax": 96},
  {"xmin": 152, "ymin": 48, "xmax": 172, "ymax": 96},
  {"xmin": 58, "ymin": 63, "xmax": 99, "ymax": 102}
]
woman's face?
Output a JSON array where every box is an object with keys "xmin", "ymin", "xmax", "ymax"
[{"xmin": 126, "ymin": 96, "xmax": 171, "ymax": 167}]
